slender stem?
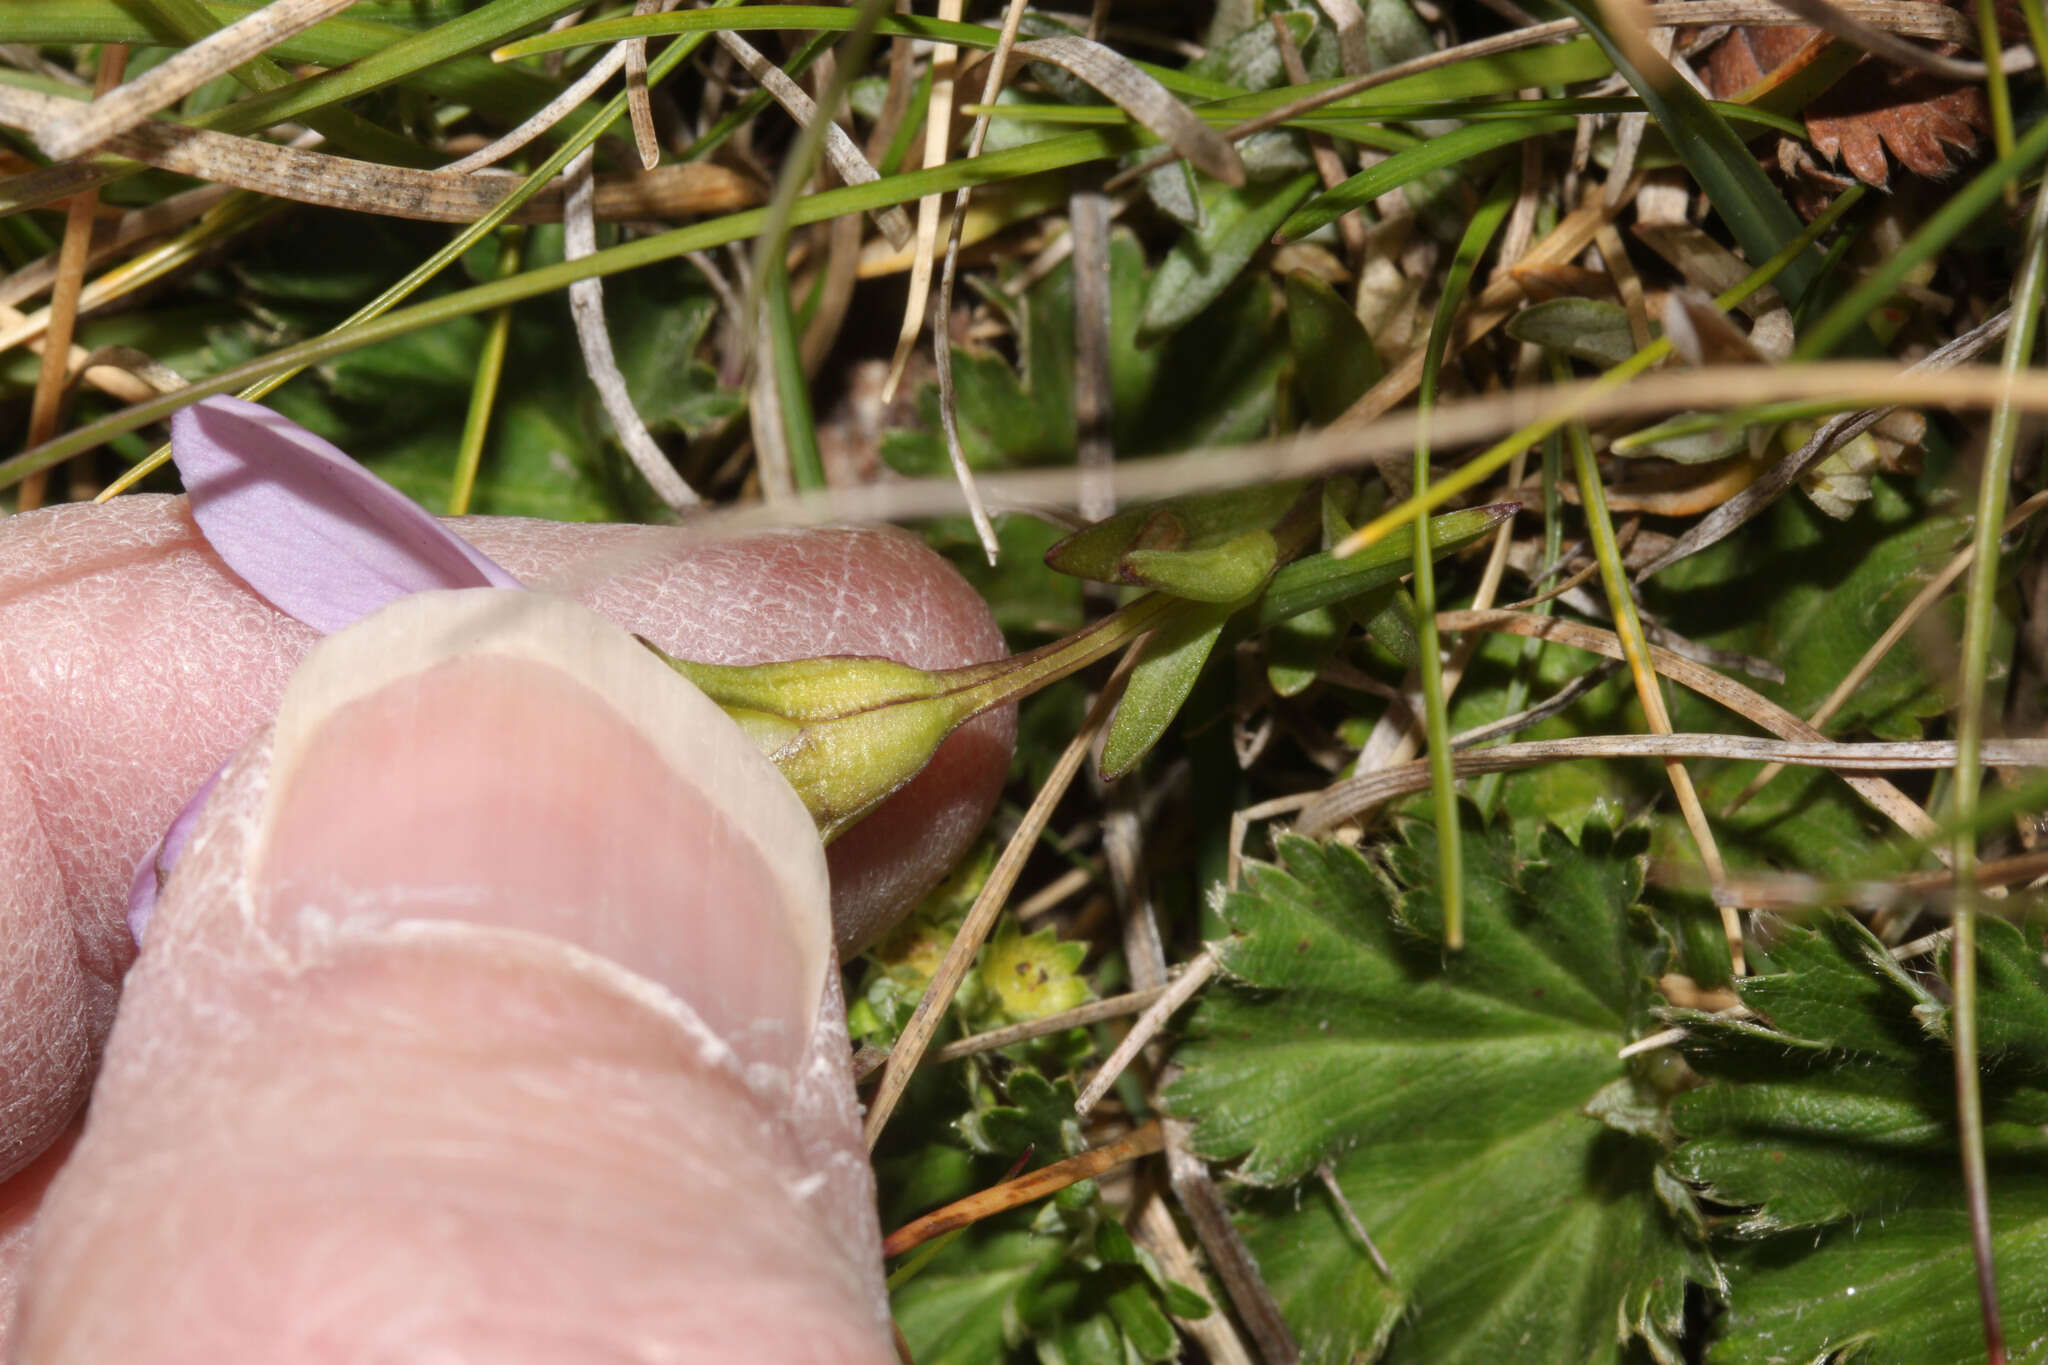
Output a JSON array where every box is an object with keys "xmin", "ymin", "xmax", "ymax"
[
  {"xmin": 1948, "ymin": 168, "xmax": 2048, "ymax": 1365},
  {"xmin": 448, "ymin": 226, "xmax": 522, "ymax": 516},
  {"xmin": 939, "ymin": 590, "xmax": 1183, "ymax": 720},
  {"xmin": 1976, "ymin": 0, "xmax": 2017, "ymax": 208},
  {"xmin": 1562, "ymin": 359, "xmax": 1741, "ymax": 973},
  {"xmin": 1476, "ymin": 430, "xmax": 1561, "ymax": 818},
  {"xmin": 762, "ymin": 253, "xmax": 825, "ymax": 491},
  {"xmin": 1410, "ymin": 170, "xmax": 1514, "ymax": 946}
]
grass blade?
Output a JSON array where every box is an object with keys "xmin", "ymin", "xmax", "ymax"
[{"xmin": 1411, "ymin": 168, "xmax": 1516, "ymax": 948}]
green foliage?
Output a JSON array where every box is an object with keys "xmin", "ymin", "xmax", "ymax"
[
  {"xmin": 1668, "ymin": 912, "xmax": 2048, "ymax": 1364},
  {"xmin": 1140, "ymin": 171, "xmax": 1319, "ymax": 341},
  {"xmin": 1169, "ymin": 817, "xmax": 1718, "ymax": 1363},
  {"xmin": 1045, "ymin": 480, "xmax": 1310, "ymax": 595},
  {"xmin": 857, "ymin": 862, "xmax": 1208, "ymax": 1365},
  {"xmin": 880, "ymin": 231, "xmax": 1285, "ymax": 478},
  {"xmin": 1507, "ymin": 297, "xmax": 1637, "ymax": 369},
  {"xmin": 1649, "ymin": 475, "xmax": 1962, "ymax": 877},
  {"xmin": 1102, "ymin": 597, "xmax": 1236, "ymax": 779},
  {"xmin": 213, "ymin": 217, "xmax": 735, "ymax": 521},
  {"xmin": 1285, "ymin": 272, "xmax": 1383, "ymax": 425}
]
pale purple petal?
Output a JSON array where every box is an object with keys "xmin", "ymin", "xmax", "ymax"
[
  {"xmin": 172, "ymin": 394, "xmax": 521, "ymax": 634},
  {"xmin": 127, "ymin": 760, "xmax": 224, "ymax": 945}
]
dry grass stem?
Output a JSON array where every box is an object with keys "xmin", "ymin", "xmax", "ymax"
[
  {"xmin": 444, "ymin": 42, "xmax": 632, "ymax": 174},
  {"xmin": 1075, "ymin": 947, "xmax": 1219, "ymax": 1117},
  {"xmin": 1731, "ymin": 488, "xmax": 2048, "ymax": 811},
  {"xmin": 0, "ymin": 85, "xmax": 761, "ymax": 226},
  {"xmin": 712, "ymin": 30, "xmax": 912, "ymax": 249},
  {"xmin": 1135, "ymin": 1196, "xmax": 1259, "ymax": 1365},
  {"xmin": 1402, "ymin": 611, "xmax": 1944, "ymax": 844},
  {"xmin": 20, "ymin": 44, "xmax": 126, "ymax": 511},
  {"xmin": 1760, "ymin": 0, "xmax": 2033, "ymax": 80},
  {"xmin": 864, "ymin": 645, "xmax": 1140, "ymax": 1148},
  {"xmin": 1317, "ymin": 1161, "xmax": 1394, "ymax": 1280},
  {"xmin": 0, "ymin": 182, "xmax": 233, "ymax": 310},
  {"xmin": 851, "ymin": 985, "xmax": 1170, "ymax": 1081},
  {"xmin": 881, "ymin": 1120, "xmax": 1165, "ymax": 1258},
  {"xmin": 880, "ymin": 0, "xmax": 965, "ymax": 404},
  {"xmin": 1635, "ymin": 310, "xmax": 2014, "ymax": 580},
  {"xmin": 1673, "ymin": 850, "xmax": 2048, "ymax": 914},
  {"xmin": 1297, "ymin": 732, "xmax": 2042, "ymax": 834},
  {"xmin": 562, "ymin": 148, "xmax": 699, "ymax": 510},
  {"xmin": 931, "ymin": 0, "xmax": 1034, "ymax": 562},
  {"xmin": 33, "ymin": 0, "xmax": 353, "ymax": 162}
]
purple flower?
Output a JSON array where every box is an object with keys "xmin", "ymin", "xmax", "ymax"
[
  {"xmin": 175, "ymin": 395, "xmax": 520, "ymax": 630},
  {"xmin": 128, "ymin": 396, "xmax": 522, "ymax": 942}
]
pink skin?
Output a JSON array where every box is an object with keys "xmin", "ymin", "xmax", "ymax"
[{"xmin": 0, "ymin": 496, "xmax": 1014, "ymax": 1356}]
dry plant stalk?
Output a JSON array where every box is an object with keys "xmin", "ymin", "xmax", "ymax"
[
  {"xmin": 21, "ymin": 45, "xmax": 126, "ymax": 511},
  {"xmin": 863, "ymin": 648, "xmax": 1140, "ymax": 1147},
  {"xmin": 880, "ymin": 1120, "xmax": 1165, "ymax": 1257}
]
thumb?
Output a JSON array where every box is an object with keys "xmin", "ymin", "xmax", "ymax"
[{"xmin": 15, "ymin": 591, "xmax": 893, "ymax": 1364}]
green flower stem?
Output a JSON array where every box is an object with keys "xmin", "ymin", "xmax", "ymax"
[
  {"xmin": 1976, "ymin": 0, "xmax": 2017, "ymax": 206},
  {"xmin": 1412, "ymin": 169, "xmax": 1516, "ymax": 948},
  {"xmin": 1948, "ymin": 167, "xmax": 2048, "ymax": 1365},
  {"xmin": 651, "ymin": 506, "xmax": 1512, "ymax": 843},
  {"xmin": 447, "ymin": 226, "xmax": 522, "ymax": 516},
  {"xmin": 652, "ymin": 590, "xmax": 1181, "ymax": 840}
]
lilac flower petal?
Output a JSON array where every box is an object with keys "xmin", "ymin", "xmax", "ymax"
[
  {"xmin": 127, "ymin": 760, "xmax": 224, "ymax": 945},
  {"xmin": 172, "ymin": 395, "xmax": 521, "ymax": 634}
]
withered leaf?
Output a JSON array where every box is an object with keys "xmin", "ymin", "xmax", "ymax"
[{"xmin": 1705, "ymin": 15, "xmax": 1989, "ymax": 194}]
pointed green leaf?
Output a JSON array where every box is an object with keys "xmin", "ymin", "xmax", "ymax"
[
  {"xmin": 1249, "ymin": 503, "xmax": 1514, "ymax": 630},
  {"xmin": 1505, "ymin": 297, "xmax": 1637, "ymax": 369},
  {"xmin": 1101, "ymin": 598, "xmax": 1235, "ymax": 779},
  {"xmin": 1287, "ymin": 272, "xmax": 1383, "ymax": 425},
  {"xmin": 1121, "ymin": 528, "xmax": 1278, "ymax": 601},
  {"xmin": 1140, "ymin": 171, "xmax": 1319, "ymax": 342},
  {"xmin": 1267, "ymin": 604, "xmax": 1345, "ymax": 697},
  {"xmin": 1045, "ymin": 480, "xmax": 1310, "ymax": 584}
]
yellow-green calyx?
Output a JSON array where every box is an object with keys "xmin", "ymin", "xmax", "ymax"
[{"xmin": 644, "ymin": 496, "xmax": 1515, "ymax": 844}]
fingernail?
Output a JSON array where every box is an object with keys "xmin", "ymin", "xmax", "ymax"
[{"xmin": 253, "ymin": 590, "xmax": 831, "ymax": 1066}]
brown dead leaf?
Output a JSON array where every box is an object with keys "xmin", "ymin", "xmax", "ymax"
[{"xmin": 1705, "ymin": 12, "xmax": 1990, "ymax": 195}]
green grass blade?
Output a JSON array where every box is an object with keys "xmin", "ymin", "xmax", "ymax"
[
  {"xmin": 493, "ymin": 6, "xmax": 1221, "ymax": 101},
  {"xmin": 762, "ymin": 243, "xmax": 824, "ymax": 491},
  {"xmin": 1545, "ymin": 0, "xmax": 1820, "ymax": 308},
  {"xmin": 447, "ymin": 228, "xmax": 521, "ymax": 516},
  {"xmin": 7, "ymin": 125, "xmax": 1148, "ymax": 492},
  {"xmin": 1947, "ymin": 167, "xmax": 2048, "ymax": 1365},
  {"xmin": 1412, "ymin": 169, "xmax": 1516, "ymax": 949},
  {"xmin": 1281, "ymin": 116, "xmax": 1571, "ymax": 241}
]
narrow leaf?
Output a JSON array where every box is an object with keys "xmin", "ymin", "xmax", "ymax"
[{"xmin": 1101, "ymin": 599, "xmax": 1235, "ymax": 779}]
